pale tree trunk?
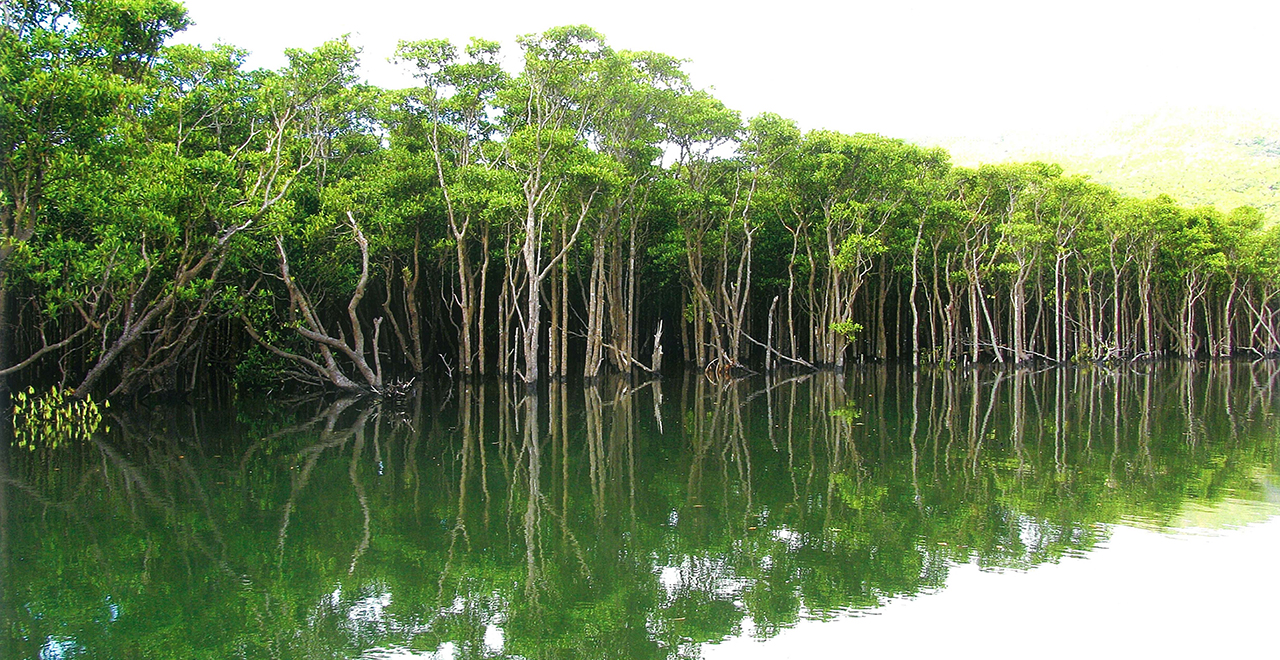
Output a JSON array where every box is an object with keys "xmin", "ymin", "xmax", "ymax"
[
  {"xmin": 501, "ymin": 244, "xmax": 522, "ymax": 377},
  {"xmin": 548, "ymin": 261, "xmax": 561, "ymax": 379},
  {"xmin": 876, "ymin": 265, "xmax": 889, "ymax": 360},
  {"xmin": 684, "ymin": 243, "xmax": 720, "ymax": 367},
  {"xmin": 1012, "ymin": 272, "xmax": 1029, "ymax": 364},
  {"xmin": 1054, "ymin": 252, "xmax": 1067, "ymax": 362},
  {"xmin": 785, "ymin": 220, "xmax": 802, "ymax": 361},
  {"xmin": 607, "ymin": 239, "xmax": 630, "ymax": 372},
  {"xmin": 1202, "ymin": 296, "xmax": 1216, "ymax": 359},
  {"xmin": 559, "ymin": 244, "xmax": 568, "ymax": 378},
  {"xmin": 766, "ymin": 296, "xmax": 777, "ymax": 371},
  {"xmin": 428, "ymin": 102, "xmax": 486, "ymax": 377},
  {"xmin": 942, "ymin": 253, "xmax": 960, "ymax": 363},
  {"xmin": 585, "ymin": 236, "xmax": 608, "ymax": 378},
  {"xmin": 383, "ymin": 233, "xmax": 424, "ymax": 374},
  {"xmin": 244, "ymin": 213, "xmax": 385, "ymax": 394},
  {"xmin": 1112, "ymin": 263, "xmax": 1124, "ymax": 358},
  {"xmin": 680, "ymin": 288, "xmax": 691, "ymax": 365},
  {"xmin": 1223, "ymin": 277, "xmax": 1238, "ymax": 357},
  {"xmin": 1180, "ymin": 283, "xmax": 1194, "ymax": 357},
  {"xmin": 969, "ymin": 278, "xmax": 981, "ymax": 364},
  {"xmin": 497, "ymin": 267, "xmax": 510, "ymax": 377},
  {"xmin": 1138, "ymin": 252, "xmax": 1157, "ymax": 357},
  {"xmin": 718, "ymin": 213, "xmax": 755, "ymax": 367},
  {"xmin": 455, "ymin": 226, "xmax": 476, "ymax": 375},
  {"xmin": 626, "ymin": 216, "xmax": 640, "ymax": 371},
  {"xmin": 935, "ymin": 255, "xmax": 949, "ymax": 362},
  {"xmin": 806, "ymin": 240, "xmax": 818, "ymax": 365},
  {"xmin": 826, "ymin": 224, "xmax": 843, "ymax": 368},
  {"xmin": 478, "ymin": 227, "xmax": 491, "ymax": 375},
  {"xmin": 521, "ymin": 197, "xmax": 593, "ymax": 384},
  {"xmin": 693, "ymin": 285, "xmax": 708, "ymax": 366},
  {"xmin": 521, "ymin": 205, "xmax": 543, "ymax": 384},
  {"xmin": 732, "ymin": 193, "xmax": 756, "ymax": 365},
  {"xmin": 909, "ymin": 220, "xmax": 923, "ymax": 366},
  {"xmin": 1179, "ymin": 269, "xmax": 1208, "ymax": 358},
  {"xmin": 548, "ymin": 225, "xmax": 563, "ymax": 380}
]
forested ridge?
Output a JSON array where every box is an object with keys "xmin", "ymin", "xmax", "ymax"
[
  {"xmin": 935, "ymin": 108, "xmax": 1280, "ymax": 219},
  {"xmin": 5, "ymin": 0, "xmax": 1280, "ymax": 397}
]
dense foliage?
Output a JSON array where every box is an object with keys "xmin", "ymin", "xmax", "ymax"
[{"xmin": 5, "ymin": 1, "xmax": 1280, "ymax": 396}]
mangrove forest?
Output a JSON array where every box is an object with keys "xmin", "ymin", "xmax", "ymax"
[{"xmin": 5, "ymin": 1, "xmax": 1280, "ymax": 397}]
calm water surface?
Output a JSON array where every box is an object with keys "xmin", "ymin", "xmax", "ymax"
[{"xmin": 2, "ymin": 363, "xmax": 1278, "ymax": 659}]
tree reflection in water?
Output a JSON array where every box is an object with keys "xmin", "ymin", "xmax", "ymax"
[{"xmin": 2, "ymin": 362, "xmax": 1278, "ymax": 658}]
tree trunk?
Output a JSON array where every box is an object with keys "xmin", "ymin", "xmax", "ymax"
[
  {"xmin": 978, "ymin": 276, "xmax": 1003, "ymax": 363},
  {"xmin": 548, "ymin": 252, "xmax": 562, "ymax": 380},
  {"xmin": 384, "ymin": 240, "xmax": 424, "ymax": 374},
  {"xmin": 608, "ymin": 237, "xmax": 629, "ymax": 372},
  {"xmin": 1112, "ymin": 264, "xmax": 1123, "ymax": 358},
  {"xmin": 1054, "ymin": 253, "xmax": 1066, "ymax": 362},
  {"xmin": 969, "ymin": 279, "xmax": 981, "ymax": 364},
  {"xmin": 806, "ymin": 240, "xmax": 818, "ymax": 366},
  {"xmin": 876, "ymin": 267, "xmax": 890, "ymax": 360},
  {"xmin": 585, "ymin": 240, "xmax": 606, "ymax": 378},
  {"xmin": 766, "ymin": 295, "xmax": 777, "ymax": 371},
  {"xmin": 455, "ymin": 223, "xmax": 475, "ymax": 375},
  {"xmin": 1012, "ymin": 273, "xmax": 1028, "ymax": 364},
  {"xmin": 626, "ymin": 216, "xmax": 640, "ymax": 370},
  {"xmin": 1139, "ymin": 262, "xmax": 1155, "ymax": 357},
  {"xmin": 910, "ymin": 224, "xmax": 922, "ymax": 366},
  {"xmin": 498, "ymin": 233, "xmax": 514, "ymax": 377},
  {"xmin": 245, "ymin": 217, "xmax": 385, "ymax": 394},
  {"xmin": 681, "ymin": 287, "xmax": 691, "ymax": 364},
  {"xmin": 1223, "ymin": 278, "xmax": 1238, "ymax": 357},
  {"xmin": 0, "ymin": 280, "xmax": 10, "ymax": 378},
  {"xmin": 478, "ymin": 227, "xmax": 491, "ymax": 376},
  {"xmin": 521, "ymin": 204, "xmax": 543, "ymax": 383},
  {"xmin": 787, "ymin": 223, "xmax": 801, "ymax": 361},
  {"xmin": 560, "ymin": 248, "xmax": 569, "ymax": 379}
]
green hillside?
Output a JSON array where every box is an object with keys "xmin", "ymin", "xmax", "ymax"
[{"xmin": 927, "ymin": 108, "xmax": 1280, "ymax": 219}]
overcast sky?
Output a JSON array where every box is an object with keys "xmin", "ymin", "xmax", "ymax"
[{"xmin": 173, "ymin": 0, "xmax": 1279, "ymax": 142}]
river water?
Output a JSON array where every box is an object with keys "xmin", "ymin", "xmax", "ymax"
[{"xmin": 3, "ymin": 362, "xmax": 1278, "ymax": 659}]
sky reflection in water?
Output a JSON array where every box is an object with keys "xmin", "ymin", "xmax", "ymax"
[{"xmin": 710, "ymin": 511, "xmax": 1280, "ymax": 659}]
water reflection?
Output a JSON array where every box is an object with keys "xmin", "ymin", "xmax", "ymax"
[{"xmin": 2, "ymin": 362, "xmax": 1278, "ymax": 659}]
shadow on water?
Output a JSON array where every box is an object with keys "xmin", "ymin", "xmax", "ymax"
[{"xmin": 2, "ymin": 362, "xmax": 1279, "ymax": 658}]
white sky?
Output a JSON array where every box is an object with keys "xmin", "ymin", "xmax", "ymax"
[{"xmin": 173, "ymin": 0, "xmax": 1280, "ymax": 142}]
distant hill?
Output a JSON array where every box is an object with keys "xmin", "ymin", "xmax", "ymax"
[{"xmin": 922, "ymin": 108, "xmax": 1280, "ymax": 220}]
